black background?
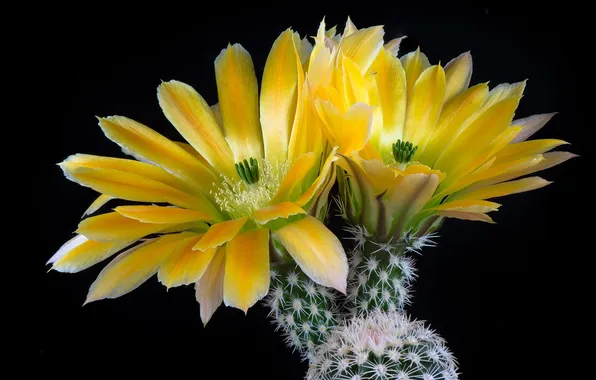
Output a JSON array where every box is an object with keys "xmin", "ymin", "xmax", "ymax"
[{"xmin": 40, "ymin": 5, "xmax": 589, "ymax": 379}]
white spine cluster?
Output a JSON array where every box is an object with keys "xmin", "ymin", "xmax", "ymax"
[
  {"xmin": 307, "ymin": 310, "xmax": 459, "ymax": 380},
  {"xmin": 266, "ymin": 266, "xmax": 341, "ymax": 361}
]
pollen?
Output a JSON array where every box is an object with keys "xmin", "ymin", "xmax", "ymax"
[{"xmin": 211, "ymin": 159, "xmax": 288, "ymax": 219}]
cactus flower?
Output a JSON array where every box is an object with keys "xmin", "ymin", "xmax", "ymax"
[
  {"xmin": 49, "ymin": 29, "xmax": 348, "ymax": 325},
  {"xmin": 309, "ymin": 19, "xmax": 576, "ymax": 240}
]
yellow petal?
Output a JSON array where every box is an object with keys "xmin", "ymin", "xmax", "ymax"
[
  {"xmin": 435, "ymin": 96, "xmax": 520, "ymax": 175},
  {"xmin": 370, "ymin": 47, "xmax": 406, "ymax": 144},
  {"xmin": 435, "ymin": 210, "xmax": 495, "ymax": 223},
  {"xmin": 215, "ymin": 43, "xmax": 264, "ymax": 161},
  {"xmin": 338, "ymin": 26, "xmax": 385, "ymax": 74},
  {"xmin": 481, "ymin": 80, "xmax": 526, "ymax": 112},
  {"xmin": 308, "ymin": 21, "xmax": 333, "ymax": 90},
  {"xmin": 430, "ymin": 199, "xmax": 501, "ymax": 213},
  {"xmin": 456, "ymin": 177, "xmax": 551, "ymax": 201},
  {"xmin": 97, "ymin": 116, "xmax": 218, "ymax": 194},
  {"xmin": 83, "ymin": 194, "xmax": 114, "ymax": 217},
  {"xmin": 60, "ymin": 154, "xmax": 192, "ymax": 193},
  {"xmin": 48, "ymin": 234, "xmax": 133, "ymax": 273},
  {"xmin": 157, "ymin": 80, "xmax": 235, "ymax": 178},
  {"xmin": 270, "ymin": 152, "xmax": 317, "ymax": 204},
  {"xmin": 260, "ymin": 29, "xmax": 300, "ymax": 163},
  {"xmin": 85, "ymin": 233, "xmax": 190, "ymax": 304},
  {"xmin": 193, "ymin": 217, "xmax": 248, "ymax": 251},
  {"xmin": 511, "ymin": 112, "xmax": 557, "ymax": 143},
  {"xmin": 385, "ymin": 173, "xmax": 441, "ymax": 236},
  {"xmin": 158, "ymin": 234, "xmax": 217, "ymax": 289},
  {"xmin": 195, "ymin": 245, "xmax": 226, "ymax": 325},
  {"xmin": 438, "ymin": 154, "xmax": 545, "ymax": 198},
  {"xmin": 343, "ymin": 16, "xmax": 358, "ymax": 37},
  {"xmin": 295, "ymin": 147, "xmax": 339, "ymax": 208},
  {"xmin": 359, "ymin": 157, "xmax": 398, "ymax": 191},
  {"xmin": 384, "ymin": 37, "xmax": 405, "ymax": 57},
  {"xmin": 470, "ymin": 151, "xmax": 577, "ymax": 189},
  {"xmin": 403, "ymin": 65, "xmax": 446, "ymax": 147},
  {"xmin": 400, "ymin": 48, "xmax": 431, "ymax": 99},
  {"xmin": 417, "ymin": 83, "xmax": 489, "ymax": 164},
  {"xmin": 61, "ymin": 166, "xmax": 208, "ymax": 211},
  {"xmin": 274, "ymin": 216, "xmax": 347, "ymax": 293},
  {"xmin": 341, "ymin": 56, "xmax": 369, "ymax": 106},
  {"xmin": 77, "ymin": 212, "xmax": 178, "ymax": 242},
  {"xmin": 115, "ymin": 205, "xmax": 214, "ymax": 224},
  {"xmin": 210, "ymin": 103, "xmax": 223, "ymax": 128},
  {"xmin": 252, "ymin": 202, "xmax": 305, "ymax": 225},
  {"xmin": 444, "ymin": 51, "xmax": 473, "ymax": 102},
  {"xmin": 223, "ymin": 228, "xmax": 270, "ymax": 313},
  {"xmin": 288, "ymin": 80, "xmax": 324, "ymax": 162},
  {"xmin": 495, "ymin": 139, "xmax": 568, "ymax": 163},
  {"xmin": 315, "ymin": 101, "xmax": 373, "ymax": 155}
]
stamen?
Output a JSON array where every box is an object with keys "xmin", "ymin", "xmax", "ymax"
[{"xmin": 392, "ymin": 139, "xmax": 418, "ymax": 164}]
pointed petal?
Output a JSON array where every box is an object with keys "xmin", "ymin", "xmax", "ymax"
[
  {"xmin": 97, "ymin": 116, "xmax": 218, "ymax": 194},
  {"xmin": 60, "ymin": 165, "xmax": 207, "ymax": 211},
  {"xmin": 418, "ymin": 83, "xmax": 489, "ymax": 163},
  {"xmin": 77, "ymin": 212, "xmax": 178, "ymax": 242},
  {"xmin": 215, "ymin": 44, "xmax": 263, "ymax": 161},
  {"xmin": 481, "ymin": 80, "xmax": 526, "ymax": 112},
  {"xmin": 115, "ymin": 205, "xmax": 215, "ymax": 224},
  {"xmin": 435, "ymin": 95, "xmax": 520, "ymax": 176},
  {"xmin": 85, "ymin": 233, "xmax": 189, "ymax": 304},
  {"xmin": 195, "ymin": 246, "xmax": 226, "ymax": 325},
  {"xmin": 339, "ymin": 26, "xmax": 385, "ymax": 74},
  {"xmin": 444, "ymin": 51, "xmax": 473, "ymax": 102},
  {"xmin": 49, "ymin": 234, "xmax": 134, "ymax": 273},
  {"xmin": 270, "ymin": 152, "xmax": 317, "ymax": 204},
  {"xmin": 431, "ymin": 199, "xmax": 501, "ymax": 213},
  {"xmin": 386, "ymin": 172, "xmax": 441, "ymax": 236},
  {"xmin": 275, "ymin": 216, "xmax": 347, "ymax": 293},
  {"xmin": 400, "ymin": 48, "xmax": 431, "ymax": 98},
  {"xmin": 436, "ymin": 210, "xmax": 495, "ymax": 223},
  {"xmin": 456, "ymin": 176, "xmax": 551, "ymax": 201},
  {"xmin": 384, "ymin": 37, "xmax": 406, "ymax": 57},
  {"xmin": 157, "ymin": 80, "xmax": 235, "ymax": 177},
  {"xmin": 288, "ymin": 80, "xmax": 324, "ymax": 162},
  {"xmin": 370, "ymin": 47, "xmax": 406, "ymax": 144},
  {"xmin": 83, "ymin": 194, "xmax": 114, "ymax": 217},
  {"xmin": 193, "ymin": 217, "xmax": 248, "ymax": 251},
  {"xmin": 295, "ymin": 147, "xmax": 339, "ymax": 208},
  {"xmin": 158, "ymin": 234, "xmax": 217, "ymax": 288},
  {"xmin": 469, "ymin": 151, "xmax": 577, "ymax": 189},
  {"xmin": 315, "ymin": 101, "xmax": 373, "ymax": 155},
  {"xmin": 223, "ymin": 228, "xmax": 270, "ymax": 312},
  {"xmin": 252, "ymin": 202, "xmax": 305, "ymax": 225},
  {"xmin": 510, "ymin": 113, "xmax": 558, "ymax": 143},
  {"xmin": 403, "ymin": 65, "xmax": 446, "ymax": 147},
  {"xmin": 438, "ymin": 154, "xmax": 545, "ymax": 197},
  {"xmin": 495, "ymin": 139, "xmax": 568, "ymax": 163},
  {"xmin": 343, "ymin": 16, "xmax": 358, "ymax": 37},
  {"xmin": 260, "ymin": 29, "xmax": 300, "ymax": 163},
  {"xmin": 59, "ymin": 154, "xmax": 192, "ymax": 194}
]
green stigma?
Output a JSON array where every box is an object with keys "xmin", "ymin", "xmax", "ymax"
[
  {"xmin": 392, "ymin": 139, "xmax": 418, "ymax": 164},
  {"xmin": 235, "ymin": 157, "xmax": 259, "ymax": 185}
]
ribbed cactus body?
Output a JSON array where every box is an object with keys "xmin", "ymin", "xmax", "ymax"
[
  {"xmin": 347, "ymin": 240, "xmax": 416, "ymax": 317},
  {"xmin": 266, "ymin": 264, "xmax": 342, "ymax": 361},
  {"xmin": 345, "ymin": 225, "xmax": 438, "ymax": 317},
  {"xmin": 307, "ymin": 310, "xmax": 459, "ymax": 380}
]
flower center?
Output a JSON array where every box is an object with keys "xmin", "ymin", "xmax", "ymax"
[
  {"xmin": 382, "ymin": 139, "xmax": 419, "ymax": 170},
  {"xmin": 211, "ymin": 158, "xmax": 288, "ymax": 219}
]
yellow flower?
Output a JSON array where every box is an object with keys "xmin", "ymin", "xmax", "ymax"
[
  {"xmin": 310, "ymin": 19, "xmax": 576, "ymax": 240},
  {"xmin": 49, "ymin": 29, "xmax": 347, "ymax": 325}
]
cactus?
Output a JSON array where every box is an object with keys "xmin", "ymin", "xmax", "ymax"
[
  {"xmin": 307, "ymin": 310, "xmax": 459, "ymax": 380},
  {"xmin": 266, "ymin": 263, "xmax": 343, "ymax": 361},
  {"xmin": 344, "ymin": 223, "xmax": 440, "ymax": 318}
]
